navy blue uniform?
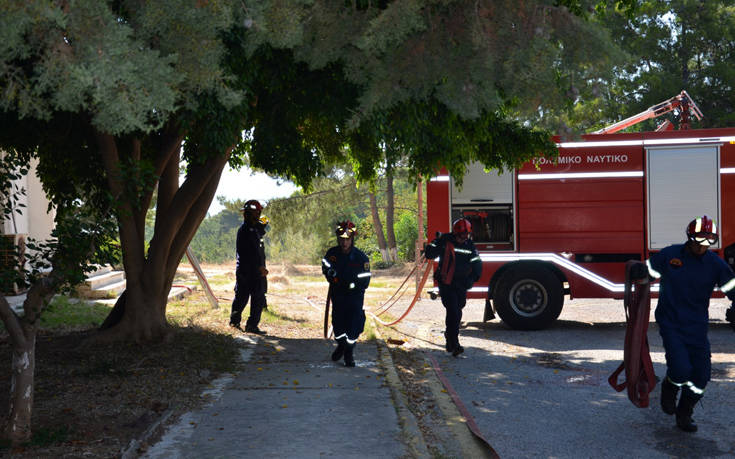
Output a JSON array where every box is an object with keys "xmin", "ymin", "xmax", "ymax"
[
  {"xmin": 647, "ymin": 244, "xmax": 735, "ymax": 391},
  {"xmin": 321, "ymin": 246, "xmax": 371, "ymax": 344},
  {"xmin": 230, "ymin": 220, "xmax": 267, "ymax": 329},
  {"xmin": 425, "ymin": 233, "xmax": 482, "ymax": 351}
]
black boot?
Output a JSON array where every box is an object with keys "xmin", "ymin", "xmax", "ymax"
[
  {"xmin": 444, "ymin": 332, "xmax": 454, "ymax": 353},
  {"xmin": 344, "ymin": 342, "xmax": 356, "ymax": 367},
  {"xmin": 452, "ymin": 342, "xmax": 464, "ymax": 357},
  {"xmin": 331, "ymin": 338, "xmax": 346, "ymax": 362},
  {"xmin": 660, "ymin": 377, "xmax": 679, "ymax": 415},
  {"xmin": 676, "ymin": 386, "xmax": 702, "ymax": 433}
]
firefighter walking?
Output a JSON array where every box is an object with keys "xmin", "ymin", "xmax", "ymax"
[
  {"xmin": 229, "ymin": 199, "xmax": 269, "ymax": 335},
  {"xmin": 643, "ymin": 216, "xmax": 735, "ymax": 432},
  {"xmin": 424, "ymin": 218, "xmax": 482, "ymax": 356},
  {"xmin": 321, "ymin": 220, "xmax": 371, "ymax": 367}
]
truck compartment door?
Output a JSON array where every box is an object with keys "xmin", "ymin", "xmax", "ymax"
[
  {"xmin": 451, "ymin": 162, "xmax": 515, "ymax": 248},
  {"xmin": 647, "ymin": 144, "xmax": 720, "ymax": 249}
]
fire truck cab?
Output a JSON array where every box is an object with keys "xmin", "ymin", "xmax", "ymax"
[{"xmin": 426, "ymin": 128, "xmax": 735, "ymax": 330}]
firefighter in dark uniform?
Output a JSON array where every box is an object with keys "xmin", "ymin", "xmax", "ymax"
[
  {"xmin": 645, "ymin": 215, "xmax": 735, "ymax": 432},
  {"xmin": 424, "ymin": 218, "xmax": 482, "ymax": 356},
  {"xmin": 321, "ymin": 220, "xmax": 371, "ymax": 367},
  {"xmin": 229, "ymin": 199, "xmax": 268, "ymax": 335}
]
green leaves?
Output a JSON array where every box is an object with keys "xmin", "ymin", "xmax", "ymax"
[
  {"xmin": 0, "ymin": 0, "xmax": 241, "ymax": 135},
  {"xmin": 589, "ymin": 0, "xmax": 735, "ymax": 130}
]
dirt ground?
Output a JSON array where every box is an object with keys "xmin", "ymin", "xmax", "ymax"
[
  {"xmin": 0, "ymin": 316, "xmax": 242, "ymax": 458},
  {"xmin": 0, "ymin": 262, "xmax": 437, "ymax": 458}
]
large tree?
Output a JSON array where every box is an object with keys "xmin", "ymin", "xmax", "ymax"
[
  {"xmin": 0, "ymin": 1, "xmax": 255, "ymax": 344},
  {"xmin": 0, "ymin": 0, "xmax": 629, "ymax": 444},
  {"xmin": 0, "ymin": 0, "xmax": 622, "ymax": 344}
]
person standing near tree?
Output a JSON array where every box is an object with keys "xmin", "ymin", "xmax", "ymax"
[
  {"xmin": 424, "ymin": 218, "xmax": 482, "ymax": 356},
  {"xmin": 229, "ymin": 199, "xmax": 268, "ymax": 335},
  {"xmin": 321, "ymin": 220, "xmax": 371, "ymax": 367},
  {"xmin": 644, "ymin": 215, "xmax": 735, "ymax": 432}
]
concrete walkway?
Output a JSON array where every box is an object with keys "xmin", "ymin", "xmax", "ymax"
[{"xmin": 140, "ymin": 335, "xmax": 417, "ymax": 458}]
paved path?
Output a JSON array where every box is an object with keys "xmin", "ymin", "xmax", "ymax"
[{"xmin": 142, "ymin": 335, "xmax": 412, "ymax": 458}]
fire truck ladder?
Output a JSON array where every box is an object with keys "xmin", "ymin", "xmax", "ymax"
[{"xmin": 593, "ymin": 90, "xmax": 704, "ymax": 134}]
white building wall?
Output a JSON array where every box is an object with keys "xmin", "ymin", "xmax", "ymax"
[
  {"xmin": 1, "ymin": 155, "xmax": 55, "ymax": 241},
  {"xmin": 26, "ymin": 157, "xmax": 55, "ymax": 241}
]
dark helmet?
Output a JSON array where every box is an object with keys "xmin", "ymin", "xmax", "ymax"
[
  {"xmin": 686, "ymin": 215, "xmax": 718, "ymax": 246},
  {"xmin": 242, "ymin": 199, "xmax": 263, "ymax": 213},
  {"xmin": 452, "ymin": 218, "xmax": 472, "ymax": 236},
  {"xmin": 336, "ymin": 220, "xmax": 357, "ymax": 239}
]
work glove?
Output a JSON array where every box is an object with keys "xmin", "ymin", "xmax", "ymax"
[
  {"xmin": 629, "ymin": 261, "xmax": 650, "ymax": 283},
  {"xmin": 726, "ymin": 305, "xmax": 735, "ymax": 332},
  {"xmin": 326, "ymin": 268, "xmax": 338, "ymax": 284}
]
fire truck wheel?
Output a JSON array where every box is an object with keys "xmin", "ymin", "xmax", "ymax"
[{"xmin": 494, "ymin": 265, "xmax": 563, "ymax": 330}]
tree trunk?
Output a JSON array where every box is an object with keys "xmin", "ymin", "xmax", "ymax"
[
  {"xmin": 95, "ymin": 129, "xmax": 231, "ymax": 342},
  {"xmin": 1, "ymin": 276, "xmax": 56, "ymax": 445},
  {"xmin": 97, "ymin": 285, "xmax": 170, "ymax": 342},
  {"xmin": 385, "ymin": 166, "xmax": 397, "ymax": 262},
  {"xmin": 5, "ymin": 329, "xmax": 36, "ymax": 444},
  {"xmin": 368, "ymin": 191, "xmax": 390, "ymax": 262}
]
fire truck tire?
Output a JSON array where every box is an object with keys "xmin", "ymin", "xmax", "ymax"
[{"xmin": 494, "ymin": 265, "xmax": 563, "ymax": 330}]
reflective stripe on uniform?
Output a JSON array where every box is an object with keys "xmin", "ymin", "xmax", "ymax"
[
  {"xmin": 720, "ymin": 277, "xmax": 735, "ymax": 293},
  {"xmin": 687, "ymin": 382, "xmax": 705, "ymax": 395},
  {"xmin": 470, "ymin": 256, "xmax": 481, "ymax": 262},
  {"xmin": 454, "ymin": 248, "xmax": 473, "ymax": 254},
  {"xmin": 334, "ymin": 333, "xmax": 347, "ymax": 340},
  {"xmin": 322, "ymin": 258, "xmax": 331, "ymax": 268},
  {"xmin": 646, "ymin": 259, "xmax": 662, "ymax": 279},
  {"xmin": 357, "ymin": 272, "xmax": 371, "ymax": 278},
  {"xmin": 668, "ymin": 377, "xmax": 706, "ymax": 395}
]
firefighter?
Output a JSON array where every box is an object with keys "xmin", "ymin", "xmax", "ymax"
[
  {"xmin": 321, "ymin": 220, "xmax": 371, "ymax": 367},
  {"xmin": 644, "ymin": 215, "xmax": 735, "ymax": 432},
  {"xmin": 424, "ymin": 218, "xmax": 482, "ymax": 356},
  {"xmin": 229, "ymin": 199, "xmax": 268, "ymax": 335}
]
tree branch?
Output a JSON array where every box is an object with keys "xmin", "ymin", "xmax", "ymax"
[
  {"xmin": 22, "ymin": 274, "xmax": 59, "ymax": 326},
  {"xmin": 166, "ymin": 152, "xmax": 230, "ymax": 277},
  {"xmin": 95, "ymin": 130, "xmax": 145, "ymax": 280},
  {"xmin": 0, "ymin": 295, "xmax": 25, "ymax": 348},
  {"xmin": 146, "ymin": 149, "xmax": 231, "ymax": 290},
  {"xmin": 152, "ymin": 124, "xmax": 185, "ymax": 178}
]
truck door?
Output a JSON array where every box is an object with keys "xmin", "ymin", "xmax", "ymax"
[
  {"xmin": 451, "ymin": 162, "xmax": 515, "ymax": 250},
  {"xmin": 647, "ymin": 144, "xmax": 721, "ymax": 249}
]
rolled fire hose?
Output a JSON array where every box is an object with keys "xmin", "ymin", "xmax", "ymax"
[{"xmin": 608, "ymin": 260, "xmax": 657, "ymax": 408}]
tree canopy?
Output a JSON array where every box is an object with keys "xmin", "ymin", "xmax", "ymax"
[
  {"xmin": 0, "ymin": 0, "xmax": 635, "ymax": 444},
  {"xmin": 0, "ymin": 0, "xmax": 627, "ymax": 343},
  {"xmin": 539, "ymin": 1, "xmax": 735, "ymax": 133},
  {"xmin": 605, "ymin": 0, "xmax": 735, "ymax": 128}
]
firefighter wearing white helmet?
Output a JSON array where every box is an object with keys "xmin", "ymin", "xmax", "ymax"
[
  {"xmin": 321, "ymin": 220, "xmax": 371, "ymax": 367},
  {"xmin": 644, "ymin": 215, "xmax": 735, "ymax": 432},
  {"xmin": 229, "ymin": 199, "xmax": 269, "ymax": 335},
  {"xmin": 424, "ymin": 218, "xmax": 482, "ymax": 357}
]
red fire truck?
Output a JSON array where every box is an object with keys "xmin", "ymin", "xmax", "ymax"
[{"xmin": 426, "ymin": 92, "xmax": 735, "ymax": 330}]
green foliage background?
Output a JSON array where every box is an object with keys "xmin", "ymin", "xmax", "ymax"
[{"xmin": 185, "ymin": 168, "xmax": 424, "ymax": 266}]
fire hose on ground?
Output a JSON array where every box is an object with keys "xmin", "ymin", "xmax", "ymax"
[{"xmin": 322, "ymin": 256, "xmax": 433, "ymax": 338}]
